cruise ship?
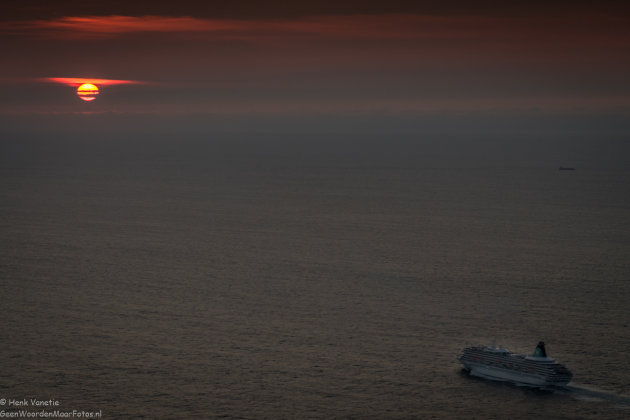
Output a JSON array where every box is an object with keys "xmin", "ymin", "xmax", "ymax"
[{"xmin": 458, "ymin": 341, "xmax": 573, "ymax": 387}]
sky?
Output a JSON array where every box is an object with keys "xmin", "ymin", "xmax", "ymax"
[{"xmin": 1, "ymin": 1, "xmax": 630, "ymax": 131}]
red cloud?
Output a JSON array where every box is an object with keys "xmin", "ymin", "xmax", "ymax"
[
  {"xmin": 30, "ymin": 16, "xmax": 244, "ymax": 37},
  {"xmin": 5, "ymin": 13, "xmax": 627, "ymax": 50},
  {"xmin": 0, "ymin": 13, "xmax": 625, "ymax": 48},
  {"xmin": 45, "ymin": 77, "xmax": 144, "ymax": 86}
]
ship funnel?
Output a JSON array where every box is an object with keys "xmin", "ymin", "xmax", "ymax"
[{"xmin": 532, "ymin": 341, "xmax": 547, "ymax": 357}]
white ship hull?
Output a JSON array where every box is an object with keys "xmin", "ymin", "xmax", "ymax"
[{"xmin": 462, "ymin": 362, "xmax": 564, "ymax": 387}]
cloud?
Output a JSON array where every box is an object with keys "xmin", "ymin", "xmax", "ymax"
[
  {"xmin": 45, "ymin": 77, "xmax": 144, "ymax": 86},
  {"xmin": 6, "ymin": 13, "xmax": 627, "ymax": 45},
  {"xmin": 0, "ymin": 13, "xmax": 630, "ymax": 65},
  {"xmin": 24, "ymin": 16, "xmax": 246, "ymax": 38}
]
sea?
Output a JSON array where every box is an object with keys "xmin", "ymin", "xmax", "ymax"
[{"xmin": 1, "ymin": 124, "xmax": 629, "ymax": 419}]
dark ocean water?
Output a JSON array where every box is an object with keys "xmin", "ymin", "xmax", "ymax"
[{"xmin": 1, "ymin": 130, "xmax": 629, "ymax": 419}]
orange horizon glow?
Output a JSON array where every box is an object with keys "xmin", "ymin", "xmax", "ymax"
[{"xmin": 46, "ymin": 77, "xmax": 142, "ymax": 87}]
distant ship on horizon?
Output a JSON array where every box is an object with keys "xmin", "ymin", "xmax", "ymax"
[{"xmin": 458, "ymin": 341, "xmax": 573, "ymax": 387}]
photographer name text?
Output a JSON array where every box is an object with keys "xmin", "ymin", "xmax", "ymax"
[{"xmin": 5, "ymin": 401, "xmax": 59, "ymax": 408}]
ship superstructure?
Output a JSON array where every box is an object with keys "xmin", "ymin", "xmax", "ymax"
[{"xmin": 458, "ymin": 341, "xmax": 572, "ymax": 387}]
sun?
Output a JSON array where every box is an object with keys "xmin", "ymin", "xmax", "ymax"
[{"xmin": 77, "ymin": 83, "xmax": 99, "ymax": 101}]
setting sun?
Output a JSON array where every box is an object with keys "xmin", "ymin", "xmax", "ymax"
[
  {"xmin": 44, "ymin": 77, "xmax": 142, "ymax": 103},
  {"xmin": 77, "ymin": 83, "xmax": 99, "ymax": 101}
]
